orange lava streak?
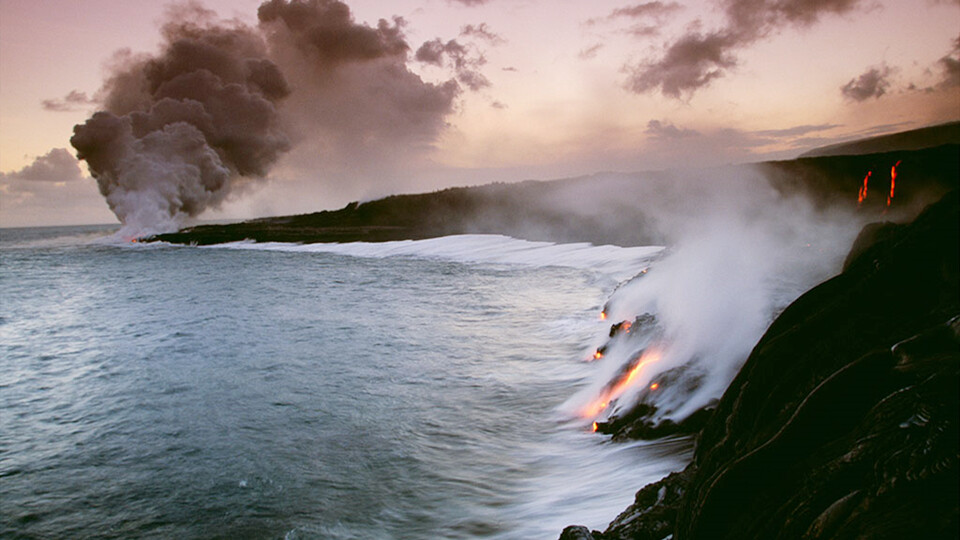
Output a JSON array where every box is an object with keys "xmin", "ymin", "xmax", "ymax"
[
  {"xmin": 857, "ymin": 171, "xmax": 871, "ymax": 207},
  {"xmin": 581, "ymin": 348, "xmax": 661, "ymax": 418},
  {"xmin": 600, "ymin": 311, "xmax": 607, "ymax": 321},
  {"xmin": 887, "ymin": 160, "xmax": 901, "ymax": 207},
  {"xmin": 591, "ymin": 421, "xmax": 599, "ymax": 432},
  {"xmin": 592, "ymin": 350, "xmax": 604, "ymax": 361}
]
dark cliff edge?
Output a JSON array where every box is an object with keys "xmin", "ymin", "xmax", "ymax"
[{"xmin": 561, "ymin": 190, "xmax": 959, "ymax": 540}]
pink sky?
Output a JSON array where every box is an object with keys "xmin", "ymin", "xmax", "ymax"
[{"xmin": 1, "ymin": 0, "xmax": 958, "ymax": 227}]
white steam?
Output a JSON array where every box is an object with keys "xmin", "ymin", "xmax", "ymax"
[{"xmin": 564, "ymin": 166, "xmax": 865, "ymax": 424}]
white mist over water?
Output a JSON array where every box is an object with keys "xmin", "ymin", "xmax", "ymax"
[{"xmin": 562, "ymin": 169, "xmax": 865, "ymax": 425}]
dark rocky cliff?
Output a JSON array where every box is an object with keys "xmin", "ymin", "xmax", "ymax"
[{"xmin": 562, "ymin": 190, "xmax": 959, "ymax": 540}]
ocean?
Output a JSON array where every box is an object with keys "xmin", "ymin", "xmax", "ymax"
[{"xmin": 0, "ymin": 225, "xmax": 689, "ymax": 539}]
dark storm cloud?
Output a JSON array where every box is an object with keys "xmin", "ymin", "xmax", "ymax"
[
  {"xmin": 627, "ymin": 0, "xmax": 865, "ymax": 98},
  {"xmin": 840, "ymin": 65, "xmax": 893, "ymax": 102},
  {"xmin": 41, "ymin": 90, "xmax": 97, "ymax": 112},
  {"xmin": 70, "ymin": 2, "xmax": 290, "ymax": 234},
  {"xmin": 0, "ymin": 148, "xmax": 83, "ymax": 182}
]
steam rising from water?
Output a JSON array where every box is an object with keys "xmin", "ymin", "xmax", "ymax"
[
  {"xmin": 70, "ymin": 1, "xmax": 463, "ymax": 237},
  {"xmin": 71, "ymin": 4, "xmax": 290, "ymax": 237},
  {"xmin": 563, "ymin": 167, "xmax": 865, "ymax": 425}
]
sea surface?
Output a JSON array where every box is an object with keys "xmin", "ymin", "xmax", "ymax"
[{"xmin": 0, "ymin": 225, "xmax": 688, "ymax": 540}]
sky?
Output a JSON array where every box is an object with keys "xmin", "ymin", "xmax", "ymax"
[{"xmin": 0, "ymin": 0, "xmax": 958, "ymax": 228}]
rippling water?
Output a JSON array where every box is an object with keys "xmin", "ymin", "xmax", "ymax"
[{"xmin": 0, "ymin": 226, "xmax": 688, "ymax": 539}]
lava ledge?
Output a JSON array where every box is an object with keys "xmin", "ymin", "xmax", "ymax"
[{"xmin": 562, "ymin": 191, "xmax": 959, "ymax": 539}]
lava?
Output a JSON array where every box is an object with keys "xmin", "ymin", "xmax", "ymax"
[
  {"xmin": 887, "ymin": 160, "xmax": 902, "ymax": 207},
  {"xmin": 591, "ymin": 421, "xmax": 599, "ymax": 432},
  {"xmin": 600, "ymin": 310, "xmax": 607, "ymax": 321},
  {"xmin": 649, "ymin": 382, "xmax": 659, "ymax": 390},
  {"xmin": 581, "ymin": 347, "xmax": 662, "ymax": 418},
  {"xmin": 858, "ymin": 171, "xmax": 872, "ymax": 207},
  {"xmin": 593, "ymin": 349, "xmax": 604, "ymax": 361}
]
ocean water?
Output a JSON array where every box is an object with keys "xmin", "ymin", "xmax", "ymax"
[{"xmin": 0, "ymin": 225, "xmax": 689, "ymax": 540}]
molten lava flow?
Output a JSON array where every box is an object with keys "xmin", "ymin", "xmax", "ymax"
[
  {"xmin": 593, "ymin": 350, "xmax": 604, "ymax": 361},
  {"xmin": 649, "ymin": 382, "xmax": 659, "ymax": 390},
  {"xmin": 857, "ymin": 171, "xmax": 872, "ymax": 207},
  {"xmin": 581, "ymin": 347, "xmax": 662, "ymax": 418},
  {"xmin": 600, "ymin": 311, "xmax": 607, "ymax": 321},
  {"xmin": 591, "ymin": 421, "xmax": 599, "ymax": 432},
  {"xmin": 887, "ymin": 160, "xmax": 902, "ymax": 207}
]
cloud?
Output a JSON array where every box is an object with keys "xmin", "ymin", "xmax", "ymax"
[
  {"xmin": 0, "ymin": 148, "xmax": 84, "ymax": 182},
  {"xmin": 586, "ymin": 1, "xmax": 683, "ymax": 40},
  {"xmin": 609, "ymin": 1, "xmax": 683, "ymax": 20},
  {"xmin": 0, "ymin": 148, "xmax": 105, "ymax": 226},
  {"xmin": 579, "ymin": 43, "xmax": 604, "ymax": 60},
  {"xmin": 627, "ymin": 31, "xmax": 739, "ymax": 97},
  {"xmin": 446, "ymin": 0, "xmax": 491, "ymax": 5},
  {"xmin": 258, "ymin": 0, "xmax": 461, "ymax": 188},
  {"xmin": 627, "ymin": 0, "xmax": 865, "ymax": 98},
  {"xmin": 415, "ymin": 23, "xmax": 502, "ymax": 91},
  {"xmin": 41, "ymin": 90, "xmax": 97, "ymax": 112},
  {"xmin": 645, "ymin": 119, "xmax": 700, "ymax": 139},
  {"xmin": 753, "ymin": 124, "xmax": 841, "ymax": 137},
  {"xmin": 460, "ymin": 23, "xmax": 504, "ymax": 44},
  {"xmin": 935, "ymin": 35, "xmax": 960, "ymax": 89},
  {"xmin": 841, "ymin": 65, "xmax": 893, "ymax": 102}
]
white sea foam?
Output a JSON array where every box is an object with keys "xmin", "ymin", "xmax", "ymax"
[{"xmin": 199, "ymin": 234, "xmax": 664, "ymax": 282}]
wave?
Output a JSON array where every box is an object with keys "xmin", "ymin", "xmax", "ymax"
[{"xmin": 195, "ymin": 235, "xmax": 664, "ymax": 281}]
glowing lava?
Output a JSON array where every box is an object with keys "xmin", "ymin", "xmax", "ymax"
[
  {"xmin": 887, "ymin": 160, "xmax": 902, "ymax": 207},
  {"xmin": 592, "ymin": 350, "xmax": 604, "ymax": 361},
  {"xmin": 649, "ymin": 382, "xmax": 659, "ymax": 390},
  {"xmin": 600, "ymin": 311, "xmax": 607, "ymax": 321},
  {"xmin": 591, "ymin": 421, "xmax": 599, "ymax": 432},
  {"xmin": 857, "ymin": 171, "xmax": 872, "ymax": 207},
  {"xmin": 581, "ymin": 347, "xmax": 662, "ymax": 418}
]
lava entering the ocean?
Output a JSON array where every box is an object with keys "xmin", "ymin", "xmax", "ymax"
[{"xmin": 581, "ymin": 347, "xmax": 662, "ymax": 418}]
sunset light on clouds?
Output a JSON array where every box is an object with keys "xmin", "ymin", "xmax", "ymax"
[{"xmin": 1, "ymin": 0, "xmax": 957, "ymax": 227}]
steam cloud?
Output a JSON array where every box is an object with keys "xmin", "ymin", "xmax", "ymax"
[
  {"xmin": 564, "ymin": 168, "xmax": 865, "ymax": 425},
  {"xmin": 70, "ymin": 0, "xmax": 466, "ymax": 236},
  {"xmin": 71, "ymin": 3, "xmax": 290, "ymax": 236},
  {"xmin": 626, "ymin": 0, "xmax": 864, "ymax": 98}
]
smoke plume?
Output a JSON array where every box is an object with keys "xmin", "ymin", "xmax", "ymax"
[
  {"xmin": 257, "ymin": 0, "xmax": 460, "ymax": 185},
  {"xmin": 71, "ymin": 3, "xmax": 290, "ymax": 236}
]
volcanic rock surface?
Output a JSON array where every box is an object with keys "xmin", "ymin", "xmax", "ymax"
[{"xmin": 561, "ymin": 190, "xmax": 959, "ymax": 539}]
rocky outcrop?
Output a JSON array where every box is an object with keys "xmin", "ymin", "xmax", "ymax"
[{"xmin": 562, "ymin": 191, "xmax": 959, "ymax": 539}]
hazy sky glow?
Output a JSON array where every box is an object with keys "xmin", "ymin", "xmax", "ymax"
[{"xmin": 1, "ymin": 0, "xmax": 958, "ymax": 227}]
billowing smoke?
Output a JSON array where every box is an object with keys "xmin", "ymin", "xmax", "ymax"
[
  {"xmin": 70, "ymin": 4, "xmax": 290, "ymax": 237},
  {"xmin": 564, "ymin": 167, "xmax": 865, "ymax": 426},
  {"xmin": 257, "ymin": 0, "xmax": 460, "ymax": 187},
  {"xmin": 70, "ymin": 0, "xmax": 464, "ymax": 236}
]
